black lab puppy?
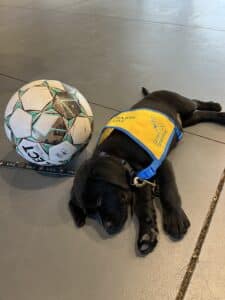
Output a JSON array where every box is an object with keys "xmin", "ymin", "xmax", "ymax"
[{"xmin": 69, "ymin": 89, "xmax": 224, "ymax": 255}]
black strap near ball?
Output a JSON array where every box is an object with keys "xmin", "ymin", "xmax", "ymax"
[{"xmin": 0, "ymin": 160, "xmax": 75, "ymax": 177}]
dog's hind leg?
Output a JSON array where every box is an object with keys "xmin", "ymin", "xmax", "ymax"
[
  {"xmin": 157, "ymin": 159, "xmax": 190, "ymax": 240},
  {"xmin": 150, "ymin": 90, "xmax": 222, "ymax": 117},
  {"xmin": 193, "ymin": 100, "xmax": 222, "ymax": 112},
  {"xmin": 182, "ymin": 110, "xmax": 225, "ymax": 127},
  {"xmin": 168, "ymin": 93, "xmax": 224, "ymax": 126},
  {"xmin": 134, "ymin": 186, "xmax": 158, "ymax": 255}
]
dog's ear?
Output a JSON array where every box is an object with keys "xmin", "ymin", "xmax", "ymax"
[
  {"xmin": 69, "ymin": 199, "xmax": 86, "ymax": 227},
  {"xmin": 142, "ymin": 87, "xmax": 150, "ymax": 96},
  {"xmin": 69, "ymin": 159, "xmax": 93, "ymax": 227},
  {"xmin": 90, "ymin": 157, "xmax": 130, "ymax": 190}
]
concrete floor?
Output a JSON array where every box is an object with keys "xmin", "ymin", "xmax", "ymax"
[{"xmin": 0, "ymin": 1, "xmax": 225, "ymax": 299}]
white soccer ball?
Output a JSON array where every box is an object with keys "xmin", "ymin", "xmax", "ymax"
[{"xmin": 4, "ymin": 80, "xmax": 94, "ymax": 165}]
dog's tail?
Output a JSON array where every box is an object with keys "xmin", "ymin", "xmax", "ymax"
[{"xmin": 142, "ymin": 87, "xmax": 150, "ymax": 96}]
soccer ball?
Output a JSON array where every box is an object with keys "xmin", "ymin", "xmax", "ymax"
[{"xmin": 4, "ymin": 80, "xmax": 93, "ymax": 165}]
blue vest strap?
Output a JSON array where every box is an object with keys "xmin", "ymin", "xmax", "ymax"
[{"xmin": 137, "ymin": 126, "xmax": 182, "ymax": 180}]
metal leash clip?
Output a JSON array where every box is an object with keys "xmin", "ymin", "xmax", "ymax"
[{"xmin": 132, "ymin": 176, "xmax": 157, "ymax": 189}]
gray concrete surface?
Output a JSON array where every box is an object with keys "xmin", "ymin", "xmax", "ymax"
[
  {"xmin": 0, "ymin": 1, "xmax": 225, "ymax": 300},
  {"xmin": 185, "ymin": 186, "xmax": 225, "ymax": 300}
]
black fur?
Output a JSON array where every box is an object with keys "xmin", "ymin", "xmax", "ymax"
[{"xmin": 69, "ymin": 89, "xmax": 224, "ymax": 255}]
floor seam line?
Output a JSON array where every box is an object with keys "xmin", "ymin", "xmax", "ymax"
[
  {"xmin": 0, "ymin": 4, "xmax": 67, "ymax": 14},
  {"xmin": 175, "ymin": 169, "xmax": 225, "ymax": 300},
  {"xmin": 1, "ymin": 4, "xmax": 225, "ymax": 33},
  {"xmin": 90, "ymin": 102, "xmax": 120, "ymax": 112},
  {"xmin": 0, "ymin": 73, "xmax": 27, "ymax": 83},
  {"xmin": 53, "ymin": 11, "xmax": 225, "ymax": 33},
  {"xmin": 184, "ymin": 131, "xmax": 225, "ymax": 145}
]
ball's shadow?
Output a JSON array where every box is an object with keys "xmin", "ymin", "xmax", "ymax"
[
  {"xmin": 0, "ymin": 148, "xmax": 92, "ymax": 227},
  {"xmin": 0, "ymin": 148, "xmax": 91, "ymax": 190}
]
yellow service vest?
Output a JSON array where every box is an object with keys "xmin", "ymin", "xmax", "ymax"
[{"xmin": 99, "ymin": 109, "xmax": 183, "ymax": 180}]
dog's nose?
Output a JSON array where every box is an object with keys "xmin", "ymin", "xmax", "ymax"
[
  {"xmin": 104, "ymin": 220, "xmax": 122, "ymax": 235},
  {"xmin": 105, "ymin": 220, "xmax": 113, "ymax": 229},
  {"xmin": 104, "ymin": 219, "xmax": 117, "ymax": 234}
]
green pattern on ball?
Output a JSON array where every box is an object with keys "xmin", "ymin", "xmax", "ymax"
[
  {"xmin": 4, "ymin": 116, "xmax": 10, "ymax": 126},
  {"xmin": 49, "ymin": 88, "xmax": 57, "ymax": 98},
  {"xmin": 29, "ymin": 111, "xmax": 41, "ymax": 123},
  {"xmin": 67, "ymin": 118, "xmax": 75, "ymax": 128},
  {"xmin": 63, "ymin": 133, "xmax": 73, "ymax": 144},
  {"xmin": 42, "ymin": 80, "xmax": 49, "ymax": 88},
  {"xmin": 14, "ymin": 137, "xmax": 22, "ymax": 145},
  {"xmin": 78, "ymin": 103, "xmax": 87, "ymax": 116},
  {"xmin": 51, "ymin": 87, "xmax": 63, "ymax": 94},
  {"xmin": 14, "ymin": 100, "xmax": 23, "ymax": 110},
  {"xmin": 18, "ymin": 89, "xmax": 26, "ymax": 98},
  {"xmin": 43, "ymin": 102, "xmax": 54, "ymax": 112},
  {"xmin": 79, "ymin": 112, "xmax": 88, "ymax": 117},
  {"xmin": 41, "ymin": 143, "xmax": 52, "ymax": 154},
  {"xmin": 45, "ymin": 109, "xmax": 59, "ymax": 115}
]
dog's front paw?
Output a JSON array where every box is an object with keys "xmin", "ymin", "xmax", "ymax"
[
  {"xmin": 137, "ymin": 219, "xmax": 158, "ymax": 256},
  {"xmin": 69, "ymin": 201, "xmax": 86, "ymax": 227},
  {"xmin": 163, "ymin": 208, "xmax": 190, "ymax": 240}
]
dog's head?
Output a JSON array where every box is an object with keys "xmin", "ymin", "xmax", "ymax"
[{"xmin": 70, "ymin": 155, "xmax": 133, "ymax": 235}]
